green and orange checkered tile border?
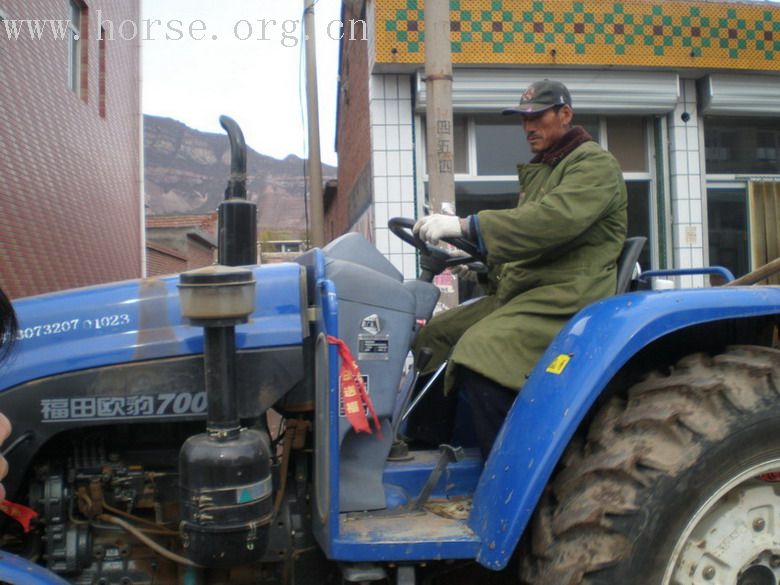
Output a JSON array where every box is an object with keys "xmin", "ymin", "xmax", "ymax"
[{"xmin": 375, "ymin": 0, "xmax": 780, "ymax": 71}]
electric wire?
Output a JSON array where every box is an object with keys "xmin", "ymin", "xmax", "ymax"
[
  {"xmin": 97, "ymin": 514, "xmax": 201, "ymax": 568},
  {"xmin": 75, "ymin": 491, "xmax": 178, "ymax": 536},
  {"xmin": 1, "ymin": 432, "xmax": 31, "ymax": 457},
  {"xmin": 272, "ymin": 424, "xmax": 296, "ymax": 520},
  {"xmin": 101, "ymin": 501, "xmax": 179, "ymax": 536}
]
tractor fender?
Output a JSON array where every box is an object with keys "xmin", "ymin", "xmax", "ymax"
[{"xmin": 468, "ymin": 286, "xmax": 780, "ymax": 570}]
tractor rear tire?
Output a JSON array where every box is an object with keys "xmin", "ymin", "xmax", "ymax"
[{"xmin": 520, "ymin": 345, "xmax": 780, "ymax": 585}]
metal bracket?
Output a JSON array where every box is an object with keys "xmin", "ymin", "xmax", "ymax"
[{"xmin": 412, "ymin": 444, "xmax": 464, "ymax": 511}]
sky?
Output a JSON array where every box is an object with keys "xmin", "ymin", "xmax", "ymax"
[
  {"xmin": 141, "ymin": 0, "xmax": 342, "ymax": 166},
  {"xmin": 141, "ymin": 0, "xmax": 780, "ymax": 169}
]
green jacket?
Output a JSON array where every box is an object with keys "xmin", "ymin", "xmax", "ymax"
[
  {"xmin": 416, "ymin": 139, "xmax": 627, "ymax": 391},
  {"xmin": 479, "ymin": 140, "xmax": 628, "ymax": 309}
]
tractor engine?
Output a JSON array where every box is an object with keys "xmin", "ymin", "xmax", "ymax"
[{"xmin": 26, "ymin": 438, "xmax": 185, "ymax": 585}]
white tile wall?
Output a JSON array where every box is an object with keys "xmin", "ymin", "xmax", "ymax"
[
  {"xmin": 668, "ymin": 79, "xmax": 706, "ymax": 288},
  {"xmin": 386, "ymin": 125, "xmax": 400, "ymax": 150},
  {"xmin": 690, "ymin": 199, "xmax": 703, "ymax": 224},
  {"xmin": 370, "ymin": 99, "xmax": 385, "ymax": 124},
  {"xmin": 385, "ymin": 99, "xmax": 400, "ymax": 125},
  {"xmin": 372, "ymin": 126, "xmax": 386, "ymax": 150},
  {"xmin": 387, "ymin": 176, "xmax": 401, "ymax": 201},
  {"xmin": 374, "ymin": 177, "xmax": 388, "ymax": 203},
  {"xmin": 369, "ymin": 74, "xmax": 418, "ymax": 280},
  {"xmin": 384, "ymin": 75, "xmax": 398, "ymax": 98},
  {"xmin": 372, "ymin": 151, "xmax": 387, "ymax": 177},
  {"xmin": 386, "ymin": 151, "xmax": 401, "ymax": 176},
  {"xmin": 673, "ymin": 198, "xmax": 690, "ymax": 224}
]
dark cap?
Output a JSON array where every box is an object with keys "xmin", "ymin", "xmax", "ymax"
[{"xmin": 502, "ymin": 79, "xmax": 572, "ymax": 115}]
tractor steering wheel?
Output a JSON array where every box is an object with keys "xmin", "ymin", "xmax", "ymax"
[{"xmin": 388, "ymin": 217, "xmax": 483, "ymax": 273}]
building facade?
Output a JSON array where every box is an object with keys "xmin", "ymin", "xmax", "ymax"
[
  {"xmin": 0, "ymin": 0, "xmax": 142, "ymax": 298},
  {"xmin": 333, "ymin": 0, "xmax": 780, "ymax": 287},
  {"xmin": 145, "ymin": 214, "xmax": 217, "ymax": 277}
]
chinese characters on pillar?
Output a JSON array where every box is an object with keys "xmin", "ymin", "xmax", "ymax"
[{"xmin": 436, "ymin": 119, "xmax": 453, "ymax": 174}]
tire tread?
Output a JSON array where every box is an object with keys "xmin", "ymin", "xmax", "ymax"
[{"xmin": 520, "ymin": 346, "xmax": 780, "ymax": 585}]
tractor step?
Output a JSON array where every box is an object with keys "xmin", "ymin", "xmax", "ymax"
[{"xmin": 333, "ymin": 501, "xmax": 480, "ymax": 561}]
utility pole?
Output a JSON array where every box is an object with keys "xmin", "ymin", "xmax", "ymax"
[
  {"xmin": 424, "ymin": 0, "xmax": 455, "ymax": 215},
  {"xmin": 424, "ymin": 0, "xmax": 458, "ymax": 308},
  {"xmin": 304, "ymin": 0, "xmax": 325, "ymax": 248}
]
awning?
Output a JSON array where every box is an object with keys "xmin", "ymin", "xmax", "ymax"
[
  {"xmin": 702, "ymin": 73, "xmax": 780, "ymax": 117},
  {"xmin": 416, "ymin": 69, "xmax": 680, "ymax": 114}
]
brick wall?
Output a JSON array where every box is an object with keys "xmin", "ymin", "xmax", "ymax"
[
  {"xmin": 186, "ymin": 238, "xmax": 215, "ymax": 270},
  {"xmin": 0, "ymin": 0, "xmax": 141, "ymax": 299},
  {"xmin": 329, "ymin": 0, "xmax": 371, "ymax": 239},
  {"xmin": 146, "ymin": 242, "xmax": 186, "ymax": 277},
  {"xmin": 145, "ymin": 213, "xmax": 217, "ymax": 273}
]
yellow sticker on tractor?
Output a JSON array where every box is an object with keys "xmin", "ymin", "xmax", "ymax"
[{"xmin": 546, "ymin": 354, "xmax": 571, "ymax": 375}]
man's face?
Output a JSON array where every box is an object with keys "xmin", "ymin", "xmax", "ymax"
[{"xmin": 521, "ymin": 105, "xmax": 573, "ymax": 153}]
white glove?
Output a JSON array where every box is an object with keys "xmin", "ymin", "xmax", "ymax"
[
  {"xmin": 449, "ymin": 264, "xmax": 474, "ymax": 280},
  {"xmin": 413, "ymin": 214, "xmax": 463, "ymax": 245}
]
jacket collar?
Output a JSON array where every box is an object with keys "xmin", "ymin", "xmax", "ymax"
[{"xmin": 530, "ymin": 126, "xmax": 593, "ymax": 167}]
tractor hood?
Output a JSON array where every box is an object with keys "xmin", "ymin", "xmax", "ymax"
[{"xmin": 1, "ymin": 263, "xmax": 307, "ymax": 392}]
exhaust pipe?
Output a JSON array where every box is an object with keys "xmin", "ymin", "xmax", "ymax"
[
  {"xmin": 217, "ymin": 116, "xmax": 257, "ymax": 266},
  {"xmin": 177, "ymin": 257, "xmax": 272, "ymax": 567}
]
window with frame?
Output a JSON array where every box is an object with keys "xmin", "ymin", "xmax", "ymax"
[
  {"xmin": 705, "ymin": 117, "xmax": 780, "ymax": 175},
  {"xmin": 704, "ymin": 117, "xmax": 780, "ymax": 279},
  {"xmin": 707, "ymin": 187, "xmax": 749, "ymax": 279},
  {"xmin": 68, "ymin": 0, "xmax": 87, "ymax": 98}
]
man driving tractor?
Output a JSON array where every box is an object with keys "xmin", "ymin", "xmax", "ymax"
[{"xmin": 413, "ymin": 79, "xmax": 628, "ymax": 457}]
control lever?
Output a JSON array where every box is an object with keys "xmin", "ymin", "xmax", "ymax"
[
  {"xmin": 400, "ymin": 360, "xmax": 447, "ymax": 426},
  {"xmin": 388, "ymin": 348, "xmax": 433, "ymax": 461},
  {"xmin": 412, "ymin": 444, "xmax": 464, "ymax": 511}
]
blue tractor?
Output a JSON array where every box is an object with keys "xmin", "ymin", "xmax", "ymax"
[{"xmin": 0, "ymin": 119, "xmax": 779, "ymax": 585}]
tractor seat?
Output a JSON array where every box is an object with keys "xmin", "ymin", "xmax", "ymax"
[{"xmin": 616, "ymin": 236, "xmax": 647, "ymax": 294}]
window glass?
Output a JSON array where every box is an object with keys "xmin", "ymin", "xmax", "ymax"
[
  {"xmin": 474, "ymin": 115, "xmax": 529, "ymax": 175},
  {"xmin": 455, "ymin": 181, "xmax": 519, "ymax": 215},
  {"xmin": 575, "ymin": 114, "xmax": 600, "ymax": 143},
  {"xmin": 424, "ymin": 181, "xmax": 519, "ymax": 216},
  {"xmin": 705, "ymin": 117, "xmax": 780, "ymax": 174},
  {"xmin": 453, "ymin": 115, "xmax": 468, "ymax": 174},
  {"xmin": 607, "ymin": 117, "xmax": 648, "ymax": 172},
  {"xmin": 707, "ymin": 188, "xmax": 749, "ymax": 279},
  {"xmin": 68, "ymin": 0, "xmax": 81, "ymax": 93},
  {"xmin": 626, "ymin": 181, "xmax": 652, "ymax": 269}
]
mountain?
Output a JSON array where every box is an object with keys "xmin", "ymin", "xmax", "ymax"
[{"xmin": 144, "ymin": 115, "xmax": 336, "ymax": 232}]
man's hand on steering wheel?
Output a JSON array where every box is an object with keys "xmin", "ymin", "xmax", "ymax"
[
  {"xmin": 413, "ymin": 214, "xmax": 463, "ymax": 245},
  {"xmin": 387, "ymin": 217, "xmax": 484, "ymax": 269}
]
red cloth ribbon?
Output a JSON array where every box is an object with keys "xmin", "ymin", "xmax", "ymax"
[
  {"xmin": 327, "ymin": 335, "xmax": 383, "ymax": 438},
  {"xmin": 0, "ymin": 500, "xmax": 38, "ymax": 533}
]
